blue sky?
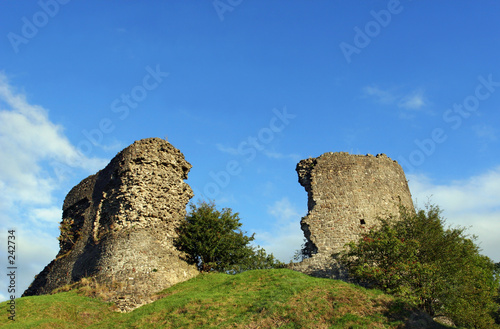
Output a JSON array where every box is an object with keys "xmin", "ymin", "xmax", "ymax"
[{"xmin": 1, "ymin": 1, "xmax": 500, "ymax": 302}]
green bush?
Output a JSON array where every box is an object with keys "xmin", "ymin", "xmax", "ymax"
[
  {"xmin": 495, "ymin": 263, "xmax": 500, "ymax": 325},
  {"xmin": 339, "ymin": 205, "xmax": 500, "ymax": 328},
  {"xmin": 175, "ymin": 201, "xmax": 282, "ymax": 273}
]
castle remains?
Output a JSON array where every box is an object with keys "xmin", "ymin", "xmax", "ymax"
[
  {"xmin": 23, "ymin": 138, "xmax": 415, "ymax": 309},
  {"xmin": 290, "ymin": 152, "xmax": 414, "ymax": 278},
  {"xmin": 23, "ymin": 138, "xmax": 199, "ymax": 310}
]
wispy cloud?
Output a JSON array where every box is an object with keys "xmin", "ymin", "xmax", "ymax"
[
  {"xmin": 0, "ymin": 73, "xmax": 108, "ymax": 299},
  {"xmin": 215, "ymin": 143, "xmax": 239, "ymax": 155},
  {"xmin": 252, "ymin": 197, "xmax": 306, "ymax": 262},
  {"xmin": 216, "ymin": 143, "xmax": 300, "ymax": 162},
  {"xmin": 262, "ymin": 149, "xmax": 301, "ymax": 162},
  {"xmin": 363, "ymin": 85, "xmax": 428, "ymax": 119},
  {"xmin": 268, "ymin": 197, "xmax": 301, "ymax": 223},
  {"xmin": 363, "ymin": 86, "xmax": 397, "ymax": 105},
  {"xmin": 0, "ymin": 74, "xmax": 106, "ymax": 207},
  {"xmin": 398, "ymin": 90, "xmax": 426, "ymax": 110},
  {"xmin": 472, "ymin": 124, "xmax": 498, "ymax": 141},
  {"xmin": 408, "ymin": 167, "xmax": 500, "ymax": 262},
  {"xmin": 29, "ymin": 206, "xmax": 62, "ymax": 225}
]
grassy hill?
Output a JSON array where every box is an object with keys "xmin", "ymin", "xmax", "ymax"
[{"xmin": 1, "ymin": 269, "xmax": 451, "ymax": 328}]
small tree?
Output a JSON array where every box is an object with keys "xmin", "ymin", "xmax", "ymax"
[
  {"xmin": 175, "ymin": 201, "xmax": 282, "ymax": 273},
  {"xmin": 339, "ymin": 205, "xmax": 499, "ymax": 328},
  {"xmin": 228, "ymin": 246, "xmax": 284, "ymax": 274},
  {"xmin": 58, "ymin": 218, "xmax": 75, "ymax": 250},
  {"xmin": 495, "ymin": 263, "xmax": 500, "ymax": 325},
  {"xmin": 293, "ymin": 239, "xmax": 311, "ymax": 262}
]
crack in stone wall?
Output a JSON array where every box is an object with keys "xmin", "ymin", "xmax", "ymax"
[{"xmin": 290, "ymin": 152, "xmax": 414, "ymax": 278}]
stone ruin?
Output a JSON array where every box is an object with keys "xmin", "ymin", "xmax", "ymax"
[
  {"xmin": 23, "ymin": 137, "xmax": 415, "ymax": 310},
  {"xmin": 290, "ymin": 152, "xmax": 414, "ymax": 278},
  {"xmin": 23, "ymin": 138, "xmax": 199, "ymax": 310}
]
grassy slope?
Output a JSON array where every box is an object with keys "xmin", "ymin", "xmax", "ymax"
[{"xmin": 0, "ymin": 269, "xmax": 446, "ymax": 328}]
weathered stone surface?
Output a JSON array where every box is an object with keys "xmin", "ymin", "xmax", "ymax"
[
  {"xmin": 290, "ymin": 152, "xmax": 414, "ymax": 278},
  {"xmin": 23, "ymin": 138, "xmax": 199, "ymax": 308}
]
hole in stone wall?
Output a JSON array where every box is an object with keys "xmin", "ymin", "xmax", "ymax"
[{"xmin": 360, "ymin": 219, "xmax": 366, "ymax": 225}]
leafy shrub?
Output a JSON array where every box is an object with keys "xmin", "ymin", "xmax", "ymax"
[
  {"xmin": 175, "ymin": 201, "xmax": 282, "ymax": 273},
  {"xmin": 339, "ymin": 205, "xmax": 499, "ymax": 328},
  {"xmin": 293, "ymin": 238, "xmax": 311, "ymax": 262}
]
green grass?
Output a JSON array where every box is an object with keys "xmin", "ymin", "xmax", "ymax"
[
  {"xmin": 0, "ymin": 290, "xmax": 119, "ymax": 328},
  {"xmin": 0, "ymin": 269, "xmax": 449, "ymax": 328}
]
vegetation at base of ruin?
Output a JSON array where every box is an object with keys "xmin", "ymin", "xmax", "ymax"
[
  {"xmin": 58, "ymin": 218, "xmax": 75, "ymax": 247},
  {"xmin": 51, "ymin": 277, "xmax": 125, "ymax": 303},
  {"xmin": 174, "ymin": 201, "xmax": 283, "ymax": 273},
  {"xmin": 339, "ymin": 204, "xmax": 500, "ymax": 329},
  {"xmin": 496, "ymin": 263, "xmax": 500, "ymax": 325},
  {"xmin": 293, "ymin": 238, "xmax": 312, "ymax": 262},
  {"xmin": 0, "ymin": 269, "xmax": 457, "ymax": 328}
]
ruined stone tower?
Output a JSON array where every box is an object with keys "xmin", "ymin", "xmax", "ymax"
[
  {"xmin": 23, "ymin": 138, "xmax": 199, "ymax": 307},
  {"xmin": 291, "ymin": 152, "xmax": 414, "ymax": 278}
]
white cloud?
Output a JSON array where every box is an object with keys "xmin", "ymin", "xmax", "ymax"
[
  {"xmin": 363, "ymin": 86, "xmax": 397, "ymax": 105},
  {"xmin": 217, "ymin": 142, "xmax": 300, "ymax": 162},
  {"xmin": 472, "ymin": 124, "xmax": 498, "ymax": 141},
  {"xmin": 408, "ymin": 167, "xmax": 500, "ymax": 262},
  {"xmin": 215, "ymin": 143, "xmax": 239, "ymax": 155},
  {"xmin": 363, "ymin": 85, "xmax": 428, "ymax": 118},
  {"xmin": 16, "ymin": 225, "xmax": 59, "ymax": 296},
  {"xmin": 29, "ymin": 206, "xmax": 62, "ymax": 225},
  {"xmin": 0, "ymin": 73, "xmax": 107, "ymax": 298},
  {"xmin": 398, "ymin": 90, "xmax": 426, "ymax": 110},
  {"xmin": 262, "ymin": 149, "xmax": 301, "ymax": 162},
  {"xmin": 252, "ymin": 197, "xmax": 306, "ymax": 263},
  {"xmin": 268, "ymin": 197, "xmax": 301, "ymax": 223},
  {"xmin": 0, "ymin": 74, "xmax": 106, "ymax": 206},
  {"xmin": 0, "ymin": 212, "xmax": 60, "ymax": 302}
]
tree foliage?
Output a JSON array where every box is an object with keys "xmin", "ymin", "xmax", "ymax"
[
  {"xmin": 293, "ymin": 238, "xmax": 311, "ymax": 262},
  {"xmin": 495, "ymin": 263, "xmax": 500, "ymax": 325},
  {"xmin": 175, "ymin": 201, "xmax": 282, "ymax": 273},
  {"xmin": 339, "ymin": 205, "xmax": 500, "ymax": 328},
  {"xmin": 228, "ymin": 246, "xmax": 284, "ymax": 274}
]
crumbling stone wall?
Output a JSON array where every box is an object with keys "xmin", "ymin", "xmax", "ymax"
[
  {"xmin": 23, "ymin": 138, "xmax": 199, "ymax": 309},
  {"xmin": 290, "ymin": 152, "xmax": 414, "ymax": 278}
]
